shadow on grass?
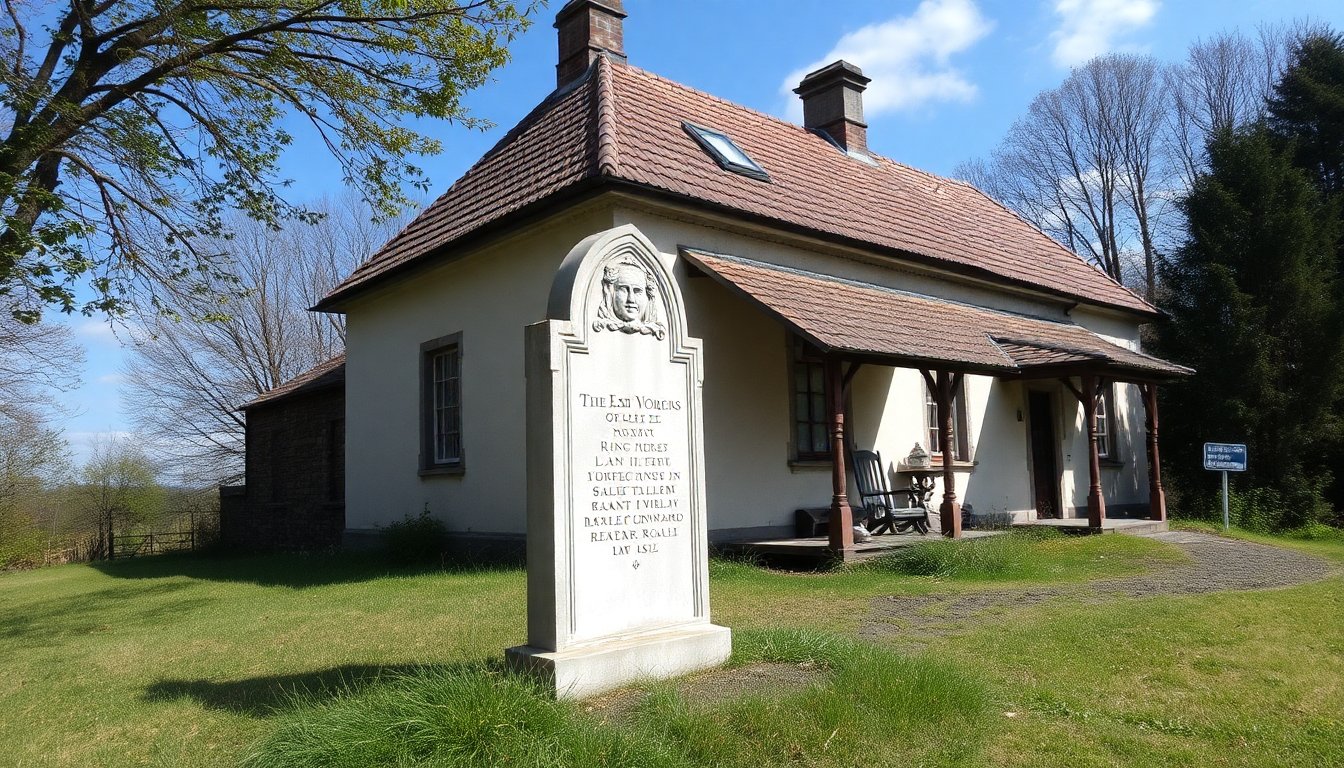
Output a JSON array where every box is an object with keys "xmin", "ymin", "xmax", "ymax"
[
  {"xmin": 89, "ymin": 550, "xmax": 520, "ymax": 589},
  {"xmin": 143, "ymin": 661, "xmax": 500, "ymax": 717},
  {"xmin": 0, "ymin": 581, "xmax": 213, "ymax": 646}
]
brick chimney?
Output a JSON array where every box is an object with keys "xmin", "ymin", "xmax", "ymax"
[
  {"xmin": 555, "ymin": 0, "xmax": 627, "ymax": 88},
  {"xmin": 794, "ymin": 61, "xmax": 871, "ymax": 156}
]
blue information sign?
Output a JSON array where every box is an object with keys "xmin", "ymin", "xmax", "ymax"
[{"xmin": 1203, "ymin": 443, "xmax": 1247, "ymax": 472}]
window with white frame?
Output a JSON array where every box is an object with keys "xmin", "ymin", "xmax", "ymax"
[
  {"xmin": 421, "ymin": 333, "xmax": 463, "ymax": 471},
  {"xmin": 923, "ymin": 378, "xmax": 970, "ymax": 462}
]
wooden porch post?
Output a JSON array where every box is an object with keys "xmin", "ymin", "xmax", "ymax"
[
  {"xmin": 825, "ymin": 356, "xmax": 855, "ymax": 558},
  {"xmin": 936, "ymin": 370, "xmax": 963, "ymax": 539},
  {"xmin": 1081, "ymin": 375, "xmax": 1107, "ymax": 529},
  {"xmin": 1141, "ymin": 383, "xmax": 1167, "ymax": 521}
]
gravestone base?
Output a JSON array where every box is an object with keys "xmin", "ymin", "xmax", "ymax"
[{"xmin": 506, "ymin": 623, "xmax": 731, "ymax": 700}]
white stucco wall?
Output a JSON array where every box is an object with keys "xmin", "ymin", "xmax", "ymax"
[
  {"xmin": 341, "ymin": 196, "xmax": 1156, "ymax": 540},
  {"xmin": 343, "ymin": 208, "xmax": 612, "ymax": 536}
]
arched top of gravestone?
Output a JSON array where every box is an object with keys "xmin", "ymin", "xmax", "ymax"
[{"xmin": 545, "ymin": 225, "xmax": 689, "ymax": 348}]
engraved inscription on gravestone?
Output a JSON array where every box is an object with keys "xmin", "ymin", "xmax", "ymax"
[{"xmin": 506, "ymin": 225, "xmax": 731, "ymax": 699}]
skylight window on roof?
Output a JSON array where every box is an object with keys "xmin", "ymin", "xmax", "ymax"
[{"xmin": 683, "ymin": 122, "xmax": 769, "ymax": 181}]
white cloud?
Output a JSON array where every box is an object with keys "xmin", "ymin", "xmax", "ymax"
[
  {"xmin": 781, "ymin": 0, "xmax": 994, "ymax": 119},
  {"xmin": 73, "ymin": 319, "xmax": 121, "ymax": 344},
  {"xmin": 97, "ymin": 373, "xmax": 125, "ymax": 385},
  {"xmin": 1049, "ymin": 0, "xmax": 1158, "ymax": 67}
]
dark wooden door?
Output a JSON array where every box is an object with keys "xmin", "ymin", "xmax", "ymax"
[{"xmin": 1028, "ymin": 391, "xmax": 1061, "ymax": 519}]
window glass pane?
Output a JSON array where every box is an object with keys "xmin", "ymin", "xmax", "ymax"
[
  {"xmin": 812, "ymin": 424, "xmax": 829, "ymax": 453},
  {"xmin": 702, "ymin": 131, "xmax": 754, "ymax": 167},
  {"xmin": 809, "ymin": 364, "xmax": 823, "ymax": 393},
  {"xmin": 428, "ymin": 346, "xmax": 462, "ymax": 464},
  {"xmin": 797, "ymin": 423, "xmax": 812, "ymax": 453}
]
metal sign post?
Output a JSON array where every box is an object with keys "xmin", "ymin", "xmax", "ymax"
[
  {"xmin": 1203, "ymin": 443, "xmax": 1247, "ymax": 531},
  {"xmin": 1222, "ymin": 470, "xmax": 1229, "ymax": 531}
]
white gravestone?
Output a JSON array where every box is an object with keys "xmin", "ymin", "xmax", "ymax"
[{"xmin": 506, "ymin": 225, "xmax": 731, "ymax": 699}]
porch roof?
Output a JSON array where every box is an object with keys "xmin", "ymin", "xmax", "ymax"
[{"xmin": 680, "ymin": 249, "xmax": 1192, "ymax": 382}]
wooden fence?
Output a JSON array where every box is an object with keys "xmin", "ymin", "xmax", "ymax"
[
  {"xmin": 37, "ymin": 509, "xmax": 220, "ymax": 564},
  {"xmin": 110, "ymin": 530, "xmax": 200, "ymax": 559}
]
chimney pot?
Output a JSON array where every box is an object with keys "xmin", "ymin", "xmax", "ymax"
[
  {"xmin": 555, "ymin": 0, "xmax": 627, "ymax": 88},
  {"xmin": 794, "ymin": 60, "xmax": 871, "ymax": 155}
]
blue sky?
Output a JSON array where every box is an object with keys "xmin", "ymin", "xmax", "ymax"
[{"xmin": 57, "ymin": 0, "xmax": 1344, "ymax": 467}]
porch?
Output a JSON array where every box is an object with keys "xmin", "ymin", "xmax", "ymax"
[
  {"xmin": 683, "ymin": 248, "xmax": 1192, "ymax": 562},
  {"xmin": 724, "ymin": 516, "xmax": 1169, "ymax": 568}
]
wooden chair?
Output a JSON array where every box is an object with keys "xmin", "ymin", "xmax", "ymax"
[{"xmin": 851, "ymin": 450, "xmax": 931, "ymax": 534}]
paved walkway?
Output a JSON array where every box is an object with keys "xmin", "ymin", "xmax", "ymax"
[{"xmin": 860, "ymin": 531, "xmax": 1337, "ymax": 644}]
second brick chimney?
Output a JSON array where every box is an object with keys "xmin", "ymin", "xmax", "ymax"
[
  {"xmin": 555, "ymin": 0, "xmax": 627, "ymax": 88},
  {"xmin": 794, "ymin": 61, "xmax": 871, "ymax": 156}
]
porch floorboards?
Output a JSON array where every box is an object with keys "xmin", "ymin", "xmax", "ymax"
[
  {"xmin": 726, "ymin": 528, "xmax": 1004, "ymax": 567},
  {"xmin": 721, "ymin": 517, "xmax": 1167, "ymax": 568}
]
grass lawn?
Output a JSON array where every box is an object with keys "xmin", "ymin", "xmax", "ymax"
[{"xmin": 0, "ymin": 530, "xmax": 1339, "ymax": 767}]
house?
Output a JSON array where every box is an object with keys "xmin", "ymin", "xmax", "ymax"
[
  {"xmin": 219, "ymin": 355, "xmax": 346, "ymax": 551},
  {"xmin": 304, "ymin": 0, "xmax": 1188, "ymax": 557}
]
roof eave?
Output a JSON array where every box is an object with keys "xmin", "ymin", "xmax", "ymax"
[{"xmin": 315, "ymin": 174, "xmax": 1163, "ymax": 322}]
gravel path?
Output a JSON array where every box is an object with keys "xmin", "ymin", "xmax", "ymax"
[{"xmin": 860, "ymin": 530, "xmax": 1337, "ymax": 644}]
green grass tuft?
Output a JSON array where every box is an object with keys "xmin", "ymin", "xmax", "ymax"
[
  {"xmin": 243, "ymin": 663, "xmax": 682, "ymax": 768},
  {"xmin": 243, "ymin": 628, "xmax": 992, "ymax": 768},
  {"xmin": 860, "ymin": 529, "xmax": 1059, "ymax": 579}
]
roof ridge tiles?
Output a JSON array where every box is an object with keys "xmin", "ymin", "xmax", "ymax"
[{"xmin": 594, "ymin": 55, "xmax": 621, "ymax": 175}]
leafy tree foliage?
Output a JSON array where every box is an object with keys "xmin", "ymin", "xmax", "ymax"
[
  {"xmin": 1268, "ymin": 31, "xmax": 1344, "ymax": 196},
  {"xmin": 0, "ymin": 0, "xmax": 535, "ymax": 321},
  {"xmin": 1156, "ymin": 127, "xmax": 1343, "ymax": 528},
  {"xmin": 78, "ymin": 434, "xmax": 165, "ymax": 558}
]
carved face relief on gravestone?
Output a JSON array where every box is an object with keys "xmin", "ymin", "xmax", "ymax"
[{"xmin": 593, "ymin": 258, "xmax": 666, "ymax": 339}]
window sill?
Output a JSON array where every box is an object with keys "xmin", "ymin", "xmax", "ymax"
[
  {"xmin": 789, "ymin": 459, "xmax": 832, "ymax": 472},
  {"xmin": 419, "ymin": 464, "xmax": 465, "ymax": 477},
  {"xmin": 902, "ymin": 460, "xmax": 978, "ymax": 472},
  {"xmin": 1099, "ymin": 458, "xmax": 1124, "ymax": 469}
]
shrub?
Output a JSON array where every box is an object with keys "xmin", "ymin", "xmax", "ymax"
[
  {"xmin": 0, "ymin": 510, "xmax": 44, "ymax": 569},
  {"xmin": 1171, "ymin": 474, "xmax": 1333, "ymax": 532},
  {"xmin": 381, "ymin": 509, "xmax": 451, "ymax": 566}
]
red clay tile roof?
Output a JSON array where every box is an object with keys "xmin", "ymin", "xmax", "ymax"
[
  {"xmin": 683, "ymin": 250, "xmax": 1189, "ymax": 379},
  {"xmin": 319, "ymin": 56, "xmax": 1156, "ymax": 318},
  {"xmin": 242, "ymin": 354, "xmax": 346, "ymax": 410}
]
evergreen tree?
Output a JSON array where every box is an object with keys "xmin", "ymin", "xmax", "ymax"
[
  {"xmin": 1157, "ymin": 127, "xmax": 1343, "ymax": 528},
  {"xmin": 1267, "ymin": 30, "xmax": 1344, "ymax": 515},
  {"xmin": 1268, "ymin": 32, "xmax": 1344, "ymax": 197}
]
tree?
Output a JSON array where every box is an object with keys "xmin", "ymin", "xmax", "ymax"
[
  {"xmin": 1267, "ymin": 31, "xmax": 1344, "ymax": 196},
  {"xmin": 0, "ymin": 413, "xmax": 68, "ymax": 567},
  {"xmin": 1166, "ymin": 27, "xmax": 1292, "ymax": 189},
  {"xmin": 79, "ymin": 434, "xmax": 165, "ymax": 558},
  {"xmin": 0, "ymin": 302, "xmax": 80, "ymax": 563},
  {"xmin": 956, "ymin": 54, "xmax": 1170, "ymax": 298},
  {"xmin": 122, "ymin": 195, "xmax": 398, "ymax": 483},
  {"xmin": 0, "ymin": 0, "xmax": 534, "ymax": 321},
  {"xmin": 1156, "ymin": 127, "xmax": 1343, "ymax": 529}
]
